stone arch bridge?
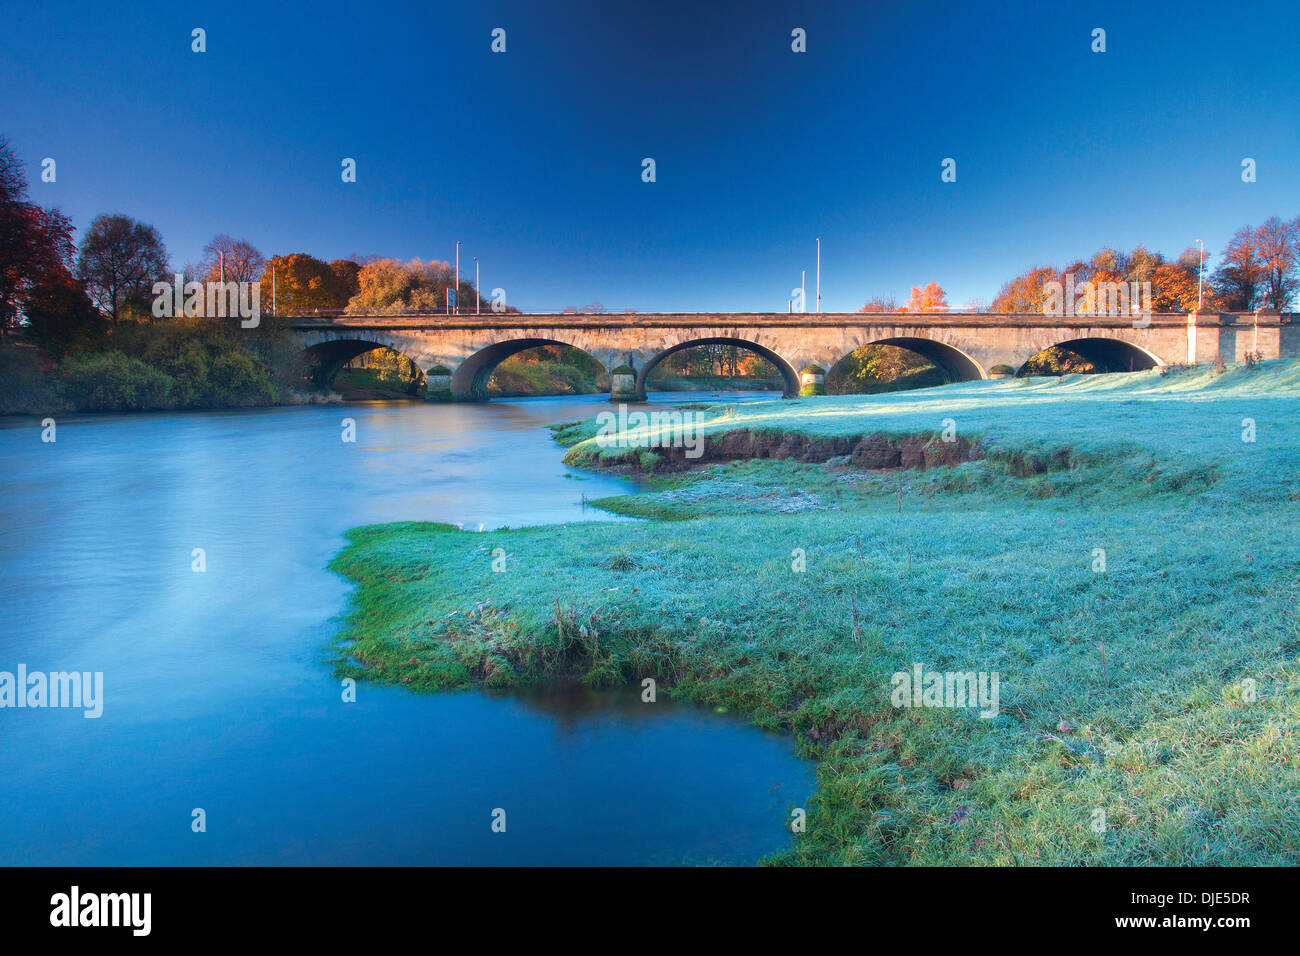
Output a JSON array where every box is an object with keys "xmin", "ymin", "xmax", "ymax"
[{"xmin": 286, "ymin": 310, "xmax": 1294, "ymax": 401}]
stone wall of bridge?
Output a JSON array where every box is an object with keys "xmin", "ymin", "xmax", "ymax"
[{"xmin": 288, "ymin": 311, "xmax": 1292, "ymax": 400}]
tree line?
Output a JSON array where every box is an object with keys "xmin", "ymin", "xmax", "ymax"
[
  {"xmin": 989, "ymin": 222, "xmax": 1298, "ymax": 314},
  {"xmin": 856, "ymin": 220, "xmax": 1298, "ymax": 314},
  {"xmin": 0, "ymin": 136, "xmax": 502, "ymax": 360}
]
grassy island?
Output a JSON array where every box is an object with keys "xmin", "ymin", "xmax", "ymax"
[{"xmin": 330, "ymin": 362, "xmax": 1300, "ymax": 865}]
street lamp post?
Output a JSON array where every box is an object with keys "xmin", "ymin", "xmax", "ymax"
[
  {"xmin": 816, "ymin": 238, "xmax": 821, "ymax": 313},
  {"xmin": 1196, "ymin": 239, "xmax": 1204, "ymax": 310},
  {"xmin": 454, "ymin": 241, "xmax": 461, "ymax": 314},
  {"xmin": 474, "ymin": 257, "xmax": 479, "ymax": 314}
]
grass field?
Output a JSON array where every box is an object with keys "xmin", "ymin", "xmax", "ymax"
[{"xmin": 330, "ymin": 361, "xmax": 1300, "ymax": 865}]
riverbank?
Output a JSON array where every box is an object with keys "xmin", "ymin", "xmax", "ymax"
[
  {"xmin": 0, "ymin": 326, "xmax": 292, "ymax": 414},
  {"xmin": 329, "ymin": 361, "xmax": 1300, "ymax": 865}
]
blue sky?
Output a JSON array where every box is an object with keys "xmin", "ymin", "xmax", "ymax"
[{"xmin": 2, "ymin": 0, "xmax": 1298, "ymax": 311}]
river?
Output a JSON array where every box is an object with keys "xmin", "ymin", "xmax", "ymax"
[{"xmin": 0, "ymin": 393, "xmax": 813, "ymax": 865}]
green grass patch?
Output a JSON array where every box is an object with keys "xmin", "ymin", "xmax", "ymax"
[{"xmin": 330, "ymin": 362, "xmax": 1300, "ymax": 865}]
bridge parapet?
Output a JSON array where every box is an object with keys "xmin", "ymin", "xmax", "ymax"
[{"xmin": 287, "ymin": 311, "xmax": 1209, "ymax": 330}]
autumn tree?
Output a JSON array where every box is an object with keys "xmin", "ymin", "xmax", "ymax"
[
  {"xmin": 260, "ymin": 253, "xmax": 353, "ymax": 313},
  {"xmin": 23, "ymin": 270, "xmax": 103, "ymax": 356},
  {"xmin": 1211, "ymin": 226, "xmax": 1264, "ymax": 310},
  {"xmin": 1089, "ymin": 247, "xmax": 1127, "ymax": 279},
  {"xmin": 1125, "ymin": 245, "xmax": 1163, "ymax": 285},
  {"xmin": 1083, "ymin": 248, "xmax": 1129, "ymax": 306},
  {"xmin": 828, "ymin": 344, "xmax": 948, "ymax": 393},
  {"xmin": 1254, "ymin": 216, "xmax": 1298, "ymax": 310},
  {"xmin": 652, "ymin": 344, "xmax": 778, "ymax": 381},
  {"xmin": 1150, "ymin": 262, "xmax": 1209, "ymax": 311},
  {"xmin": 347, "ymin": 258, "xmax": 440, "ymax": 312},
  {"xmin": 345, "ymin": 258, "xmax": 485, "ymax": 313},
  {"xmin": 200, "ymin": 235, "xmax": 265, "ymax": 284},
  {"xmin": 0, "ymin": 135, "xmax": 38, "ymax": 334},
  {"xmin": 857, "ymin": 296, "xmax": 897, "ymax": 312},
  {"xmin": 991, "ymin": 266, "xmax": 1062, "ymax": 312},
  {"xmin": 0, "ymin": 136, "xmax": 86, "ymax": 338},
  {"xmin": 1175, "ymin": 246, "xmax": 1203, "ymax": 273},
  {"xmin": 1019, "ymin": 347, "xmax": 1098, "ymax": 376},
  {"xmin": 328, "ymin": 259, "xmax": 361, "ymax": 303},
  {"xmin": 75, "ymin": 213, "xmax": 170, "ymax": 323},
  {"xmin": 901, "ymin": 282, "xmax": 948, "ymax": 312}
]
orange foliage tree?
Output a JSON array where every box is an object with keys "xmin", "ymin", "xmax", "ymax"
[
  {"xmin": 1150, "ymin": 262, "xmax": 1220, "ymax": 312},
  {"xmin": 990, "ymin": 266, "xmax": 1062, "ymax": 313},
  {"xmin": 901, "ymin": 282, "xmax": 948, "ymax": 312},
  {"xmin": 260, "ymin": 254, "xmax": 357, "ymax": 314}
]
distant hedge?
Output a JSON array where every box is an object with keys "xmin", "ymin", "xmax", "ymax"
[
  {"xmin": 1, "ymin": 321, "xmax": 284, "ymax": 413},
  {"xmin": 60, "ymin": 351, "xmax": 174, "ymax": 410}
]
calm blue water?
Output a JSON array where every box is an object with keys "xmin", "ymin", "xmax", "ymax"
[{"xmin": 0, "ymin": 392, "xmax": 811, "ymax": 865}]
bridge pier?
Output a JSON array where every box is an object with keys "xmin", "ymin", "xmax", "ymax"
[
  {"xmin": 426, "ymin": 365, "xmax": 453, "ymax": 400},
  {"xmin": 799, "ymin": 365, "xmax": 827, "ymax": 396},
  {"xmin": 609, "ymin": 364, "xmax": 640, "ymax": 402}
]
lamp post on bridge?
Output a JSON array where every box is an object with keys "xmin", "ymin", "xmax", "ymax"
[
  {"xmin": 1196, "ymin": 238, "xmax": 1204, "ymax": 310},
  {"xmin": 816, "ymin": 237, "xmax": 821, "ymax": 314},
  {"xmin": 474, "ymin": 256, "xmax": 479, "ymax": 315},
  {"xmin": 454, "ymin": 241, "xmax": 461, "ymax": 315}
]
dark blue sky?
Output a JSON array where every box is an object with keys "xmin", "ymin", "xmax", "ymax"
[{"xmin": 3, "ymin": 1, "xmax": 1298, "ymax": 311}]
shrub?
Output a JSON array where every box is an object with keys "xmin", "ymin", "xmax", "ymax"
[
  {"xmin": 207, "ymin": 351, "xmax": 277, "ymax": 406},
  {"xmin": 488, "ymin": 359, "xmax": 601, "ymax": 397},
  {"xmin": 0, "ymin": 345, "xmax": 65, "ymax": 414},
  {"xmin": 106, "ymin": 321, "xmax": 279, "ymax": 408},
  {"xmin": 1018, "ymin": 346, "xmax": 1097, "ymax": 376},
  {"xmin": 60, "ymin": 350, "xmax": 173, "ymax": 410}
]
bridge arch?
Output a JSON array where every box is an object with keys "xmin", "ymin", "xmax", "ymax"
[
  {"xmin": 451, "ymin": 338, "xmax": 607, "ymax": 400},
  {"xmin": 1016, "ymin": 337, "xmax": 1162, "ymax": 376},
  {"xmin": 636, "ymin": 337, "xmax": 800, "ymax": 399},
  {"xmin": 299, "ymin": 338, "xmax": 426, "ymax": 390},
  {"xmin": 826, "ymin": 336, "xmax": 985, "ymax": 391}
]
